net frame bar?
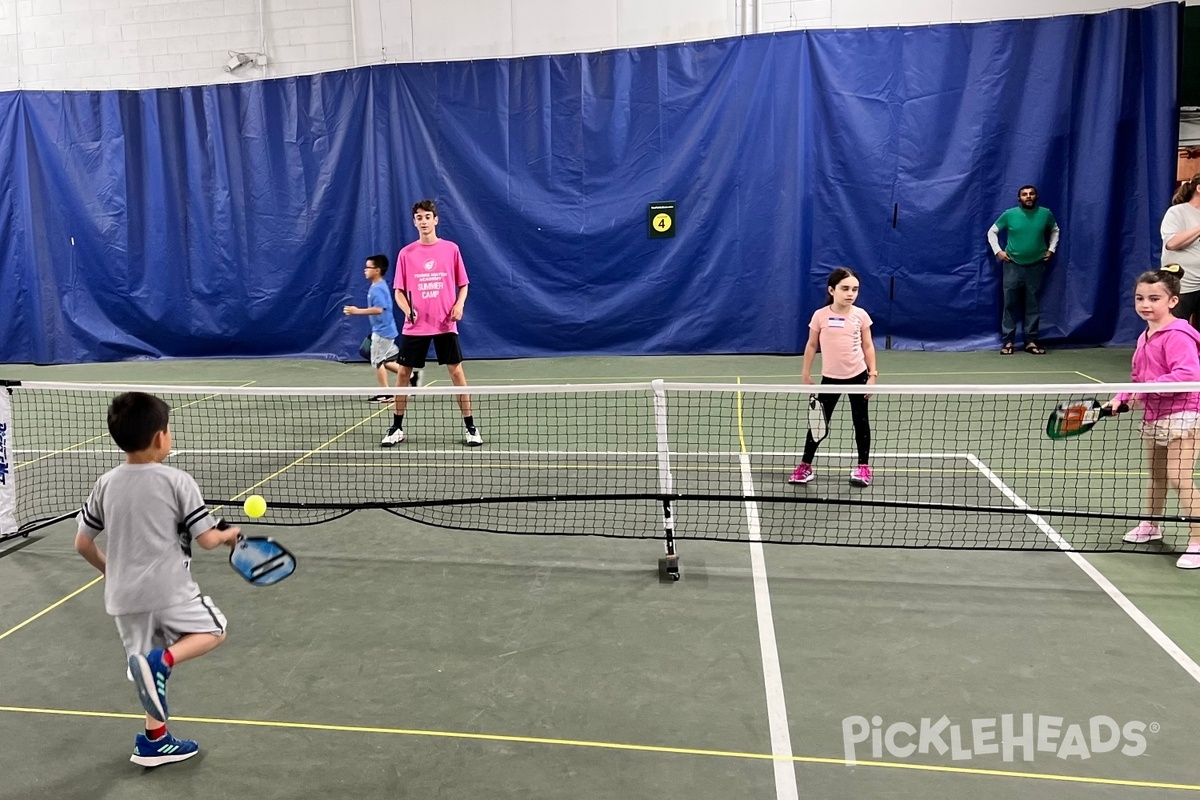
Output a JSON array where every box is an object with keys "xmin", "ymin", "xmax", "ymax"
[
  {"xmin": 651, "ymin": 379, "xmax": 679, "ymax": 577},
  {"xmin": 8, "ymin": 379, "xmax": 1200, "ymax": 396}
]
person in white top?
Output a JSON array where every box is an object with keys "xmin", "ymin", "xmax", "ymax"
[{"xmin": 1161, "ymin": 175, "xmax": 1200, "ymax": 327}]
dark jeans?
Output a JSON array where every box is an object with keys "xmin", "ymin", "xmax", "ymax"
[
  {"xmin": 1001, "ymin": 261, "xmax": 1046, "ymax": 344},
  {"xmin": 802, "ymin": 370, "xmax": 871, "ymax": 465}
]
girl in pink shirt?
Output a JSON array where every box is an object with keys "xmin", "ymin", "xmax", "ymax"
[
  {"xmin": 1104, "ymin": 267, "xmax": 1200, "ymax": 568},
  {"xmin": 790, "ymin": 268, "xmax": 878, "ymax": 486}
]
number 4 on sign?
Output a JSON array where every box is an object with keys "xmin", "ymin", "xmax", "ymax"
[{"xmin": 647, "ymin": 202, "xmax": 676, "ymax": 239}]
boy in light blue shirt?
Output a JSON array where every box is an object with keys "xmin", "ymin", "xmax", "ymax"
[{"xmin": 344, "ymin": 254, "xmax": 417, "ymax": 399}]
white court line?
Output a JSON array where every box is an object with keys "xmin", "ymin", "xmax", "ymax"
[
  {"xmin": 739, "ymin": 453, "xmax": 799, "ymax": 800},
  {"xmin": 14, "ymin": 448, "xmax": 662, "ymax": 457},
  {"xmin": 965, "ymin": 453, "xmax": 1200, "ymax": 685},
  {"xmin": 15, "ymin": 448, "xmax": 966, "ymax": 459}
]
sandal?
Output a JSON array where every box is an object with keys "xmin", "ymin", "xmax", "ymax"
[
  {"xmin": 1024, "ymin": 343, "xmax": 1046, "ymax": 355},
  {"xmin": 1000, "ymin": 343, "xmax": 1014, "ymax": 355}
]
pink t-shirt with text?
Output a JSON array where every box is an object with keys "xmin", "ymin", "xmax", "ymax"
[
  {"xmin": 393, "ymin": 239, "xmax": 470, "ymax": 336},
  {"xmin": 810, "ymin": 305, "xmax": 872, "ymax": 379}
]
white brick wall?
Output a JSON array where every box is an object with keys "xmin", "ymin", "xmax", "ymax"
[
  {"xmin": 0, "ymin": 0, "xmax": 1194, "ymax": 91},
  {"xmin": 738, "ymin": 0, "xmax": 1198, "ymax": 33}
]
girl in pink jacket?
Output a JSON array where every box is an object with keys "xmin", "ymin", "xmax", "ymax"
[{"xmin": 1106, "ymin": 266, "xmax": 1200, "ymax": 568}]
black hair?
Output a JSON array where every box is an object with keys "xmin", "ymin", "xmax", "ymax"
[
  {"xmin": 1018, "ymin": 184, "xmax": 1038, "ymax": 198},
  {"xmin": 366, "ymin": 254, "xmax": 389, "ymax": 276},
  {"xmin": 412, "ymin": 199, "xmax": 438, "ymax": 217},
  {"xmin": 107, "ymin": 392, "xmax": 171, "ymax": 453},
  {"xmin": 1136, "ymin": 265, "xmax": 1183, "ymax": 298},
  {"xmin": 824, "ymin": 267, "xmax": 861, "ymax": 306}
]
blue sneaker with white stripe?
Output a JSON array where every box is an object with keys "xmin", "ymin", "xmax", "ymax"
[
  {"xmin": 128, "ymin": 649, "xmax": 171, "ymax": 723},
  {"xmin": 130, "ymin": 732, "xmax": 198, "ymax": 767}
]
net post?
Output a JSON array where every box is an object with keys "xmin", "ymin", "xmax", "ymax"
[
  {"xmin": 0, "ymin": 385, "xmax": 17, "ymax": 541},
  {"xmin": 652, "ymin": 380, "xmax": 679, "ymax": 581}
]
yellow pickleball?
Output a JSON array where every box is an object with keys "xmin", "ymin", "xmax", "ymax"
[{"xmin": 243, "ymin": 495, "xmax": 267, "ymax": 519}]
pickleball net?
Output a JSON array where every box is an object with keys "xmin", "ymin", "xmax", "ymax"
[{"xmin": 4, "ymin": 379, "xmax": 1199, "ymax": 555}]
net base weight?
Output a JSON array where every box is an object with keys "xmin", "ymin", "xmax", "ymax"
[{"xmin": 658, "ymin": 555, "xmax": 680, "ymax": 582}]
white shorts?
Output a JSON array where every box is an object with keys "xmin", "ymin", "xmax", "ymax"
[
  {"xmin": 114, "ymin": 594, "xmax": 227, "ymax": 659},
  {"xmin": 370, "ymin": 334, "xmax": 400, "ymax": 368},
  {"xmin": 1140, "ymin": 411, "xmax": 1200, "ymax": 447}
]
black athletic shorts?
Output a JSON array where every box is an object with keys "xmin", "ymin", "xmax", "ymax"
[{"xmin": 398, "ymin": 333, "xmax": 463, "ymax": 368}]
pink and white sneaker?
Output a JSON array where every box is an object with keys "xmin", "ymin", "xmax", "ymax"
[
  {"xmin": 788, "ymin": 463, "xmax": 814, "ymax": 484},
  {"xmin": 1176, "ymin": 543, "xmax": 1200, "ymax": 570},
  {"xmin": 1123, "ymin": 522, "xmax": 1163, "ymax": 544},
  {"xmin": 849, "ymin": 464, "xmax": 872, "ymax": 486}
]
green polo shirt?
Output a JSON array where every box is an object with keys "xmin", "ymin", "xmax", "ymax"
[{"xmin": 994, "ymin": 206, "xmax": 1056, "ymax": 265}]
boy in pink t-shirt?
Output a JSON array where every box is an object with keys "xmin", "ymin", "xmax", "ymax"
[
  {"xmin": 383, "ymin": 199, "xmax": 482, "ymax": 448},
  {"xmin": 789, "ymin": 268, "xmax": 878, "ymax": 486}
]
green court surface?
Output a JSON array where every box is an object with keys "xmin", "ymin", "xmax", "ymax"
[{"xmin": 2, "ymin": 349, "xmax": 1200, "ymax": 799}]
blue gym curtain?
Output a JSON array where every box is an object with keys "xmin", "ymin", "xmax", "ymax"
[{"xmin": 0, "ymin": 3, "xmax": 1179, "ymax": 363}]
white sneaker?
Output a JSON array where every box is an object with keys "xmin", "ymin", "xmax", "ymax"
[
  {"xmin": 464, "ymin": 428, "xmax": 483, "ymax": 447},
  {"xmin": 381, "ymin": 426, "xmax": 406, "ymax": 447},
  {"xmin": 1176, "ymin": 543, "xmax": 1200, "ymax": 570},
  {"xmin": 1123, "ymin": 522, "xmax": 1163, "ymax": 544}
]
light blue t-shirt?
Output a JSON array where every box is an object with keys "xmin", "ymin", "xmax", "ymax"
[{"xmin": 368, "ymin": 281, "xmax": 399, "ymax": 338}]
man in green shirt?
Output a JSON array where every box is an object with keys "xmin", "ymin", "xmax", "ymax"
[{"xmin": 988, "ymin": 185, "xmax": 1060, "ymax": 354}]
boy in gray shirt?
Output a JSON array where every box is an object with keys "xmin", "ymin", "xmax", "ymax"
[{"xmin": 75, "ymin": 392, "xmax": 240, "ymax": 767}]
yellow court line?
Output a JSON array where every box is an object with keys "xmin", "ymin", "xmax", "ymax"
[
  {"xmin": 15, "ymin": 433, "xmax": 109, "ymax": 469},
  {"xmin": 0, "ymin": 705, "xmax": 1195, "ymax": 792},
  {"xmin": 5, "ymin": 382, "xmax": 261, "ymax": 641},
  {"xmin": 210, "ymin": 406, "xmax": 394, "ymax": 514},
  {"xmin": 297, "ymin": 462, "xmax": 693, "ymax": 471},
  {"xmin": 0, "ymin": 577, "xmax": 103, "ymax": 642},
  {"xmin": 16, "ymin": 381, "xmax": 258, "ymax": 470},
  {"xmin": 1075, "ymin": 371, "xmax": 1106, "ymax": 384},
  {"xmin": 3, "ymin": 392, "xmax": 394, "ymax": 641}
]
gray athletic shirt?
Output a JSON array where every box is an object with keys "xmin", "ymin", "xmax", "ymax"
[{"xmin": 77, "ymin": 462, "xmax": 218, "ymax": 615}]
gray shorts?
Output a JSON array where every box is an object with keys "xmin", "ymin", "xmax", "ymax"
[
  {"xmin": 115, "ymin": 594, "xmax": 227, "ymax": 659},
  {"xmin": 370, "ymin": 334, "xmax": 400, "ymax": 368}
]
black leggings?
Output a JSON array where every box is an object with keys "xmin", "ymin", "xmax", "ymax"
[
  {"xmin": 1173, "ymin": 291, "xmax": 1200, "ymax": 330},
  {"xmin": 803, "ymin": 370, "xmax": 871, "ymax": 464}
]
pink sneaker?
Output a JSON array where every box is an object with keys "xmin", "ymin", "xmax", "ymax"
[
  {"xmin": 1123, "ymin": 522, "xmax": 1163, "ymax": 544},
  {"xmin": 1176, "ymin": 543, "xmax": 1200, "ymax": 570},
  {"xmin": 788, "ymin": 463, "xmax": 814, "ymax": 484},
  {"xmin": 849, "ymin": 464, "xmax": 872, "ymax": 486}
]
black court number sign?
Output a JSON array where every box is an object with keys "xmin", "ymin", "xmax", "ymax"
[{"xmin": 648, "ymin": 202, "xmax": 676, "ymax": 239}]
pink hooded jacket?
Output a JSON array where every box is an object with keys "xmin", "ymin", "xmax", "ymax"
[{"xmin": 1114, "ymin": 318, "xmax": 1200, "ymax": 421}]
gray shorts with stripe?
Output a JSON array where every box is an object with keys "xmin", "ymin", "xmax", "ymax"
[{"xmin": 114, "ymin": 594, "xmax": 228, "ymax": 658}]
